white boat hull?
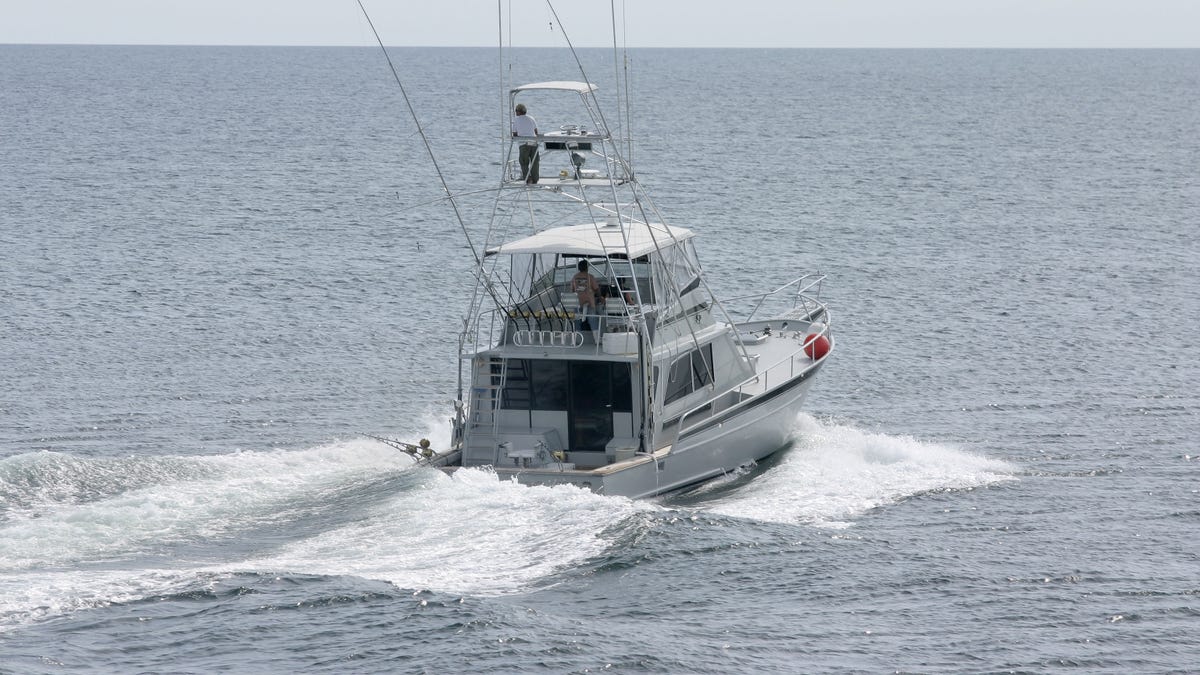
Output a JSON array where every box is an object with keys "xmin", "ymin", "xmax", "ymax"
[{"xmin": 473, "ymin": 362, "xmax": 823, "ymax": 499}]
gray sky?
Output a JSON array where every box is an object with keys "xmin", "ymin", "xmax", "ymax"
[{"xmin": 4, "ymin": 0, "xmax": 1198, "ymax": 48}]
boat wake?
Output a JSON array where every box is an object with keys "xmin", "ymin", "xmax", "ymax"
[
  {"xmin": 0, "ymin": 413, "xmax": 1013, "ymax": 629},
  {"xmin": 0, "ymin": 420, "xmax": 651, "ymax": 629},
  {"xmin": 699, "ymin": 413, "xmax": 1018, "ymax": 528}
]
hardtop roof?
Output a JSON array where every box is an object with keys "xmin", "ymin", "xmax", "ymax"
[
  {"xmin": 486, "ymin": 221, "xmax": 694, "ymax": 259},
  {"xmin": 510, "ymin": 81, "xmax": 598, "ymax": 95}
]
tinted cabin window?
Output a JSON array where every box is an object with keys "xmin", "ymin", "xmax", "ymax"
[
  {"xmin": 530, "ymin": 360, "xmax": 569, "ymax": 410},
  {"xmin": 692, "ymin": 345, "xmax": 713, "ymax": 388},
  {"xmin": 612, "ymin": 363, "xmax": 632, "ymax": 412},
  {"xmin": 664, "ymin": 355, "xmax": 692, "ymax": 405},
  {"xmin": 499, "ymin": 359, "xmax": 529, "ymax": 409},
  {"xmin": 503, "ymin": 360, "xmax": 633, "ymax": 415},
  {"xmin": 664, "ymin": 344, "xmax": 714, "ymax": 405}
]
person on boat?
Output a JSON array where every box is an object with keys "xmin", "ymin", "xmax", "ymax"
[
  {"xmin": 511, "ymin": 103, "xmax": 540, "ymax": 184},
  {"xmin": 571, "ymin": 260, "xmax": 601, "ymax": 330}
]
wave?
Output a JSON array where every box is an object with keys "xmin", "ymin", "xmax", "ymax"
[
  {"xmin": 235, "ymin": 466, "xmax": 651, "ymax": 596},
  {"xmin": 0, "ymin": 465, "xmax": 652, "ymax": 628},
  {"xmin": 700, "ymin": 413, "xmax": 1018, "ymax": 528},
  {"xmin": 0, "ymin": 438, "xmax": 422, "ymax": 571},
  {"xmin": 0, "ymin": 417, "xmax": 654, "ymax": 629},
  {"xmin": 0, "ymin": 413, "xmax": 1014, "ymax": 629}
]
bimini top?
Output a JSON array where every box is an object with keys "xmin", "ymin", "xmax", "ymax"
[
  {"xmin": 511, "ymin": 81, "xmax": 598, "ymax": 95},
  {"xmin": 487, "ymin": 221, "xmax": 694, "ymax": 259}
]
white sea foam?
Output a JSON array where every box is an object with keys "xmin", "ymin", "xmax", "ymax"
[
  {"xmin": 0, "ymin": 436, "xmax": 418, "ymax": 629},
  {"xmin": 0, "ymin": 422, "xmax": 650, "ymax": 629},
  {"xmin": 237, "ymin": 466, "xmax": 649, "ymax": 596},
  {"xmin": 0, "ymin": 568, "xmax": 203, "ymax": 629},
  {"xmin": 0, "ymin": 438, "xmax": 416, "ymax": 571},
  {"xmin": 0, "ymin": 412, "xmax": 1013, "ymax": 629},
  {"xmin": 702, "ymin": 413, "xmax": 1018, "ymax": 528}
]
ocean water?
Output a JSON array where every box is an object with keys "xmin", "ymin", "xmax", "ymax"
[{"xmin": 1, "ymin": 45, "xmax": 1198, "ymax": 673}]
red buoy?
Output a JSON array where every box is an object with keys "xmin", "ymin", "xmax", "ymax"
[{"xmin": 803, "ymin": 333, "xmax": 830, "ymax": 360}]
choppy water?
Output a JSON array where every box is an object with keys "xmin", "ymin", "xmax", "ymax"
[{"xmin": 1, "ymin": 46, "xmax": 1198, "ymax": 673}]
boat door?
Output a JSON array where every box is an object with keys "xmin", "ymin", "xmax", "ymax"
[{"xmin": 568, "ymin": 361, "xmax": 613, "ymax": 451}]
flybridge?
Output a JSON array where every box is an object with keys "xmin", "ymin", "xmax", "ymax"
[{"xmin": 505, "ymin": 79, "xmax": 632, "ymax": 189}]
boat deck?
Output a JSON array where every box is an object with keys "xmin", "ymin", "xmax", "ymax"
[
  {"xmin": 733, "ymin": 320, "xmax": 822, "ymax": 398},
  {"xmin": 508, "ymin": 177, "xmax": 629, "ymax": 189}
]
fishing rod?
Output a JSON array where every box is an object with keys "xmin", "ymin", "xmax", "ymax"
[{"xmin": 361, "ymin": 433, "xmax": 440, "ymax": 463}]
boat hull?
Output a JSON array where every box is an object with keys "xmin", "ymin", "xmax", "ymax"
[{"xmin": 482, "ymin": 362, "xmax": 822, "ymax": 499}]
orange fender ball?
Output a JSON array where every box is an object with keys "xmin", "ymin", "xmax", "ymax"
[{"xmin": 803, "ymin": 334, "xmax": 830, "ymax": 360}]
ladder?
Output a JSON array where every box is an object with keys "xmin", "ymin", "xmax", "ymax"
[
  {"xmin": 470, "ymin": 356, "xmax": 507, "ymax": 427},
  {"xmin": 470, "ymin": 356, "xmax": 507, "ymax": 462}
]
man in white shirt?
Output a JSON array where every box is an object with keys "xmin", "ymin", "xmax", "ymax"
[{"xmin": 511, "ymin": 103, "xmax": 540, "ymax": 184}]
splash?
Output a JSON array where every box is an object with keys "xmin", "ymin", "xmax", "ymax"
[
  {"xmin": 0, "ymin": 420, "xmax": 652, "ymax": 629},
  {"xmin": 239, "ymin": 467, "xmax": 650, "ymax": 596},
  {"xmin": 0, "ymin": 412, "xmax": 1015, "ymax": 629},
  {"xmin": 702, "ymin": 413, "xmax": 1017, "ymax": 527},
  {"xmin": 0, "ymin": 438, "xmax": 419, "ymax": 570},
  {"xmin": 0, "ymin": 433, "xmax": 416, "ymax": 628}
]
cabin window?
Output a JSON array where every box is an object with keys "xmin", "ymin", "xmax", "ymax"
[
  {"xmin": 612, "ymin": 361, "xmax": 633, "ymax": 412},
  {"xmin": 529, "ymin": 359, "xmax": 569, "ymax": 410},
  {"xmin": 499, "ymin": 359, "xmax": 531, "ymax": 410},
  {"xmin": 503, "ymin": 359, "xmax": 632, "ymax": 414},
  {"xmin": 664, "ymin": 344, "xmax": 714, "ymax": 405}
]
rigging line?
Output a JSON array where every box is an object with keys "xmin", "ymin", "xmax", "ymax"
[
  {"xmin": 544, "ymin": 0, "xmax": 622, "ymax": 175},
  {"xmin": 622, "ymin": 0, "xmax": 633, "ymax": 169},
  {"xmin": 506, "ymin": 0, "xmax": 513, "ymax": 98},
  {"xmin": 616, "ymin": 0, "xmax": 633, "ymax": 168},
  {"xmin": 633, "ymin": 181, "xmax": 751, "ymax": 360},
  {"xmin": 614, "ymin": 186, "xmax": 715, "ymax": 370},
  {"xmin": 483, "ymin": 2, "xmax": 531, "ymax": 319},
  {"xmin": 610, "ymin": 0, "xmax": 623, "ymax": 145},
  {"xmin": 639, "ymin": 196, "xmax": 754, "ymax": 366},
  {"xmin": 483, "ymin": 188, "xmax": 527, "ymax": 318},
  {"xmin": 541, "ymin": 2, "xmax": 713, "ymax": 424},
  {"xmin": 543, "ymin": 6, "xmax": 663, "ymax": 304},
  {"xmin": 355, "ymin": 1, "xmax": 490, "ymax": 288},
  {"xmin": 357, "ymin": 1, "xmax": 507, "ymax": 409},
  {"xmin": 498, "ymin": 0, "xmax": 507, "ymax": 164},
  {"xmin": 397, "ymin": 187, "xmax": 507, "ymax": 214}
]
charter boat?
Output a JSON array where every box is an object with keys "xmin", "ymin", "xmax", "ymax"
[{"xmin": 412, "ymin": 80, "xmax": 833, "ymax": 499}]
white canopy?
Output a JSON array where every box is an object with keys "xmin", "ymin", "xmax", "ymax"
[
  {"xmin": 511, "ymin": 81, "xmax": 598, "ymax": 94},
  {"xmin": 487, "ymin": 222, "xmax": 694, "ymax": 259}
]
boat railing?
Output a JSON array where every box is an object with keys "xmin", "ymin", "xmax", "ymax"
[
  {"xmin": 468, "ymin": 306, "xmax": 504, "ymax": 350},
  {"xmin": 469, "ymin": 303, "xmax": 594, "ymax": 351},
  {"xmin": 668, "ymin": 321, "xmax": 833, "ymax": 451},
  {"xmin": 506, "ymin": 129, "xmax": 626, "ymax": 185},
  {"xmin": 512, "ymin": 329, "xmax": 585, "ymax": 348},
  {"xmin": 724, "ymin": 273, "xmax": 827, "ymax": 324}
]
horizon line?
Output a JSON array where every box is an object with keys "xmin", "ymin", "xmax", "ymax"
[{"xmin": 3, "ymin": 42, "xmax": 1198, "ymax": 50}]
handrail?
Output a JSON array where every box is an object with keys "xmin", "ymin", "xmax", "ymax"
[
  {"xmin": 467, "ymin": 306, "xmax": 506, "ymax": 354},
  {"xmin": 513, "ymin": 329, "xmax": 585, "ymax": 348},
  {"xmin": 723, "ymin": 273, "xmax": 825, "ymax": 304},
  {"xmin": 724, "ymin": 273, "xmax": 826, "ymax": 324}
]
